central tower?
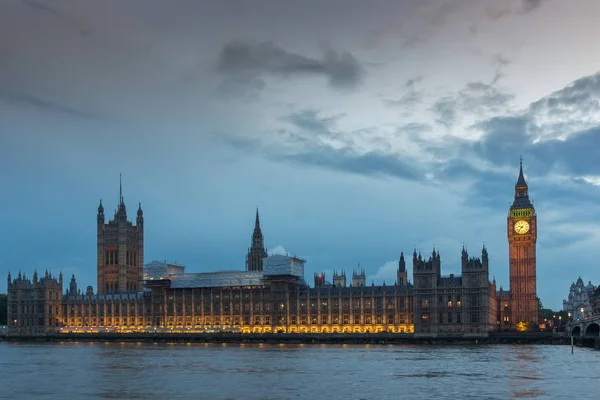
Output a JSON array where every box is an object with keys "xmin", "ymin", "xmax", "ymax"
[
  {"xmin": 246, "ymin": 209, "xmax": 267, "ymax": 271},
  {"xmin": 97, "ymin": 175, "xmax": 144, "ymax": 294},
  {"xmin": 507, "ymin": 158, "xmax": 538, "ymax": 327}
]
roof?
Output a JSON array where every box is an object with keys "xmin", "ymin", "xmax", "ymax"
[
  {"xmin": 516, "ymin": 162, "xmax": 527, "ymax": 187},
  {"xmin": 170, "ymin": 271, "xmax": 265, "ymax": 288}
]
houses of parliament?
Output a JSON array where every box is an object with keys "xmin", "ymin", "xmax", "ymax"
[{"xmin": 6, "ymin": 161, "xmax": 539, "ymax": 337}]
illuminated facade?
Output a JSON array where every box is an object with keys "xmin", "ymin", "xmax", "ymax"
[
  {"xmin": 507, "ymin": 158, "xmax": 539, "ymax": 327},
  {"xmin": 8, "ymin": 257, "xmax": 414, "ymax": 335},
  {"xmin": 97, "ymin": 176, "xmax": 144, "ymax": 294},
  {"xmin": 7, "ymin": 182, "xmax": 511, "ymax": 337}
]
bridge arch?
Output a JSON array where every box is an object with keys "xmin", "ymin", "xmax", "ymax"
[
  {"xmin": 571, "ymin": 326, "xmax": 581, "ymax": 337},
  {"xmin": 585, "ymin": 323, "xmax": 599, "ymax": 337}
]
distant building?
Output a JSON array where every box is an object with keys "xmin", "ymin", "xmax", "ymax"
[
  {"xmin": 592, "ymin": 287, "xmax": 600, "ymax": 317},
  {"xmin": 563, "ymin": 277, "xmax": 596, "ymax": 321}
]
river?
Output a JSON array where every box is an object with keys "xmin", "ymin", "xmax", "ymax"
[{"xmin": 0, "ymin": 342, "xmax": 598, "ymax": 399}]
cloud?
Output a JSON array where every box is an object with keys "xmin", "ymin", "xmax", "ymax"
[
  {"xmin": 528, "ymin": 72, "xmax": 600, "ymax": 140},
  {"xmin": 216, "ymin": 40, "xmax": 364, "ymax": 95},
  {"xmin": 487, "ymin": 0, "xmax": 550, "ymax": 20},
  {"xmin": 367, "ymin": 260, "xmax": 398, "ymax": 285},
  {"xmin": 19, "ymin": 0, "xmax": 90, "ymax": 36},
  {"xmin": 431, "ymin": 65, "xmax": 515, "ymax": 129},
  {"xmin": 210, "ymin": 73, "xmax": 266, "ymax": 101},
  {"xmin": 276, "ymin": 109, "xmax": 424, "ymax": 181},
  {"xmin": 383, "ymin": 77, "xmax": 423, "ymax": 109},
  {"xmin": 431, "ymin": 96, "xmax": 457, "ymax": 129},
  {"xmin": 269, "ymin": 245, "xmax": 288, "ymax": 256},
  {"xmin": 275, "ymin": 147, "xmax": 424, "ymax": 182},
  {"xmin": 0, "ymin": 87, "xmax": 100, "ymax": 120}
]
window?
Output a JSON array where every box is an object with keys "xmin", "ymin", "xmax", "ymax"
[
  {"xmin": 448, "ymin": 312, "xmax": 452, "ymax": 323},
  {"xmin": 457, "ymin": 313, "xmax": 461, "ymax": 323}
]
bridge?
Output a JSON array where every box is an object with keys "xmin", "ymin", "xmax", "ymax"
[{"xmin": 566, "ymin": 315, "xmax": 600, "ymax": 338}]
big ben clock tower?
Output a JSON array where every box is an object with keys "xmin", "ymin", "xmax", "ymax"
[{"xmin": 507, "ymin": 158, "xmax": 538, "ymax": 328}]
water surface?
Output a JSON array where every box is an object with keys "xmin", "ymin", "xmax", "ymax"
[{"xmin": 1, "ymin": 342, "xmax": 598, "ymax": 399}]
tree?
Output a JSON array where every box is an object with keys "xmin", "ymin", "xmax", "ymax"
[
  {"xmin": 0, "ymin": 294, "xmax": 7, "ymax": 325},
  {"xmin": 516, "ymin": 321, "xmax": 537, "ymax": 332}
]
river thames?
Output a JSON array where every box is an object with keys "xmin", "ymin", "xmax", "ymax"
[{"xmin": 0, "ymin": 342, "xmax": 598, "ymax": 399}]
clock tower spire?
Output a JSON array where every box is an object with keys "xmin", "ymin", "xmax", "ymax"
[{"xmin": 507, "ymin": 157, "xmax": 538, "ymax": 330}]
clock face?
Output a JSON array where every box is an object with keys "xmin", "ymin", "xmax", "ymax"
[{"xmin": 514, "ymin": 220, "xmax": 530, "ymax": 234}]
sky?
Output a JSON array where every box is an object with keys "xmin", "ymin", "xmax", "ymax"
[{"xmin": 1, "ymin": 0, "xmax": 599, "ymax": 310}]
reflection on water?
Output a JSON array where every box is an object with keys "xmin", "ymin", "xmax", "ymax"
[{"xmin": 0, "ymin": 342, "xmax": 598, "ymax": 400}]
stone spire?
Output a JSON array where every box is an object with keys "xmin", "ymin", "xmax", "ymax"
[
  {"xmin": 512, "ymin": 157, "xmax": 533, "ymax": 209},
  {"xmin": 246, "ymin": 208, "xmax": 268, "ymax": 271},
  {"xmin": 516, "ymin": 156, "xmax": 527, "ymax": 188}
]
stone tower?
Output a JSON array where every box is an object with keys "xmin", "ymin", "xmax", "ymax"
[
  {"xmin": 246, "ymin": 208, "xmax": 268, "ymax": 271},
  {"xmin": 97, "ymin": 175, "xmax": 144, "ymax": 294},
  {"xmin": 351, "ymin": 268, "xmax": 366, "ymax": 287},
  {"xmin": 314, "ymin": 273, "xmax": 326, "ymax": 287},
  {"xmin": 461, "ymin": 246, "xmax": 491, "ymax": 330},
  {"xmin": 412, "ymin": 248, "xmax": 441, "ymax": 333},
  {"xmin": 507, "ymin": 158, "xmax": 538, "ymax": 327},
  {"xmin": 397, "ymin": 252, "xmax": 408, "ymax": 285},
  {"xmin": 333, "ymin": 270, "xmax": 347, "ymax": 288}
]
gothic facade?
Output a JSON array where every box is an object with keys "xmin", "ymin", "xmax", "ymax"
[
  {"xmin": 506, "ymin": 159, "xmax": 539, "ymax": 327},
  {"xmin": 7, "ymin": 165, "xmax": 538, "ymax": 336},
  {"xmin": 412, "ymin": 247, "xmax": 496, "ymax": 335},
  {"xmin": 6, "ymin": 271, "xmax": 63, "ymax": 336},
  {"xmin": 97, "ymin": 177, "xmax": 144, "ymax": 294}
]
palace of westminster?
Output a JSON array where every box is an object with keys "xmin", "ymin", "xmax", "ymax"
[{"xmin": 6, "ymin": 161, "xmax": 540, "ymax": 336}]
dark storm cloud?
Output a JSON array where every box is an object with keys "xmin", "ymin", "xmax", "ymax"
[
  {"xmin": 0, "ymin": 86, "xmax": 99, "ymax": 120},
  {"xmin": 216, "ymin": 40, "xmax": 364, "ymax": 91},
  {"xmin": 19, "ymin": 0, "xmax": 90, "ymax": 36}
]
